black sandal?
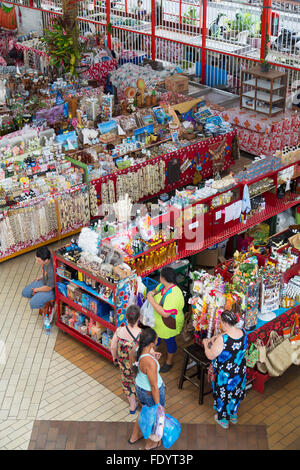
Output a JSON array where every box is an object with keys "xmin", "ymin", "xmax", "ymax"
[
  {"xmin": 128, "ymin": 436, "xmax": 144, "ymax": 445},
  {"xmin": 144, "ymin": 441, "xmax": 162, "ymax": 451},
  {"xmin": 160, "ymin": 363, "xmax": 173, "ymax": 373}
]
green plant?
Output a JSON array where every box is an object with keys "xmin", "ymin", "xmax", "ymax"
[
  {"xmin": 226, "ymin": 12, "xmax": 255, "ymax": 34},
  {"xmin": 43, "ymin": 21, "xmax": 80, "ymax": 76},
  {"xmin": 182, "ymin": 7, "xmax": 199, "ymax": 26}
]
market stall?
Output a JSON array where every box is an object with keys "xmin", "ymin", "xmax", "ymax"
[{"xmin": 51, "ymin": 150, "xmax": 299, "ymax": 360}]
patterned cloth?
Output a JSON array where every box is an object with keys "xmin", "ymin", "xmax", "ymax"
[
  {"xmin": 116, "ymin": 328, "xmax": 140, "ymax": 398},
  {"xmin": 82, "ymin": 59, "xmax": 117, "ymax": 88},
  {"xmin": 212, "ymin": 330, "xmax": 248, "ymax": 421},
  {"xmin": 220, "ymin": 107, "xmax": 300, "ymax": 157}
]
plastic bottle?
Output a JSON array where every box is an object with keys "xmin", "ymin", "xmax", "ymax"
[{"xmin": 44, "ymin": 314, "xmax": 51, "ymax": 336}]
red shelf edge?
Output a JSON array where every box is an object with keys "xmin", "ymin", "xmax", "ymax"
[
  {"xmin": 57, "ymin": 293, "xmax": 117, "ymax": 332},
  {"xmin": 55, "ymin": 319, "xmax": 113, "ymax": 361}
]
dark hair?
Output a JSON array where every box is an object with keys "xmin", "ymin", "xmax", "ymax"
[
  {"xmin": 36, "ymin": 246, "xmax": 51, "ymax": 261},
  {"xmin": 133, "ymin": 327, "xmax": 157, "ymax": 374},
  {"xmin": 160, "ymin": 267, "xmax": 177, "ymax": 285},
  {"xmin": 221, "ymin": 310, "xmax": 239, "ymax": 326},
  {"xmin": 126, "ymin": 305, "xmax": 140, "ymax": 326}
]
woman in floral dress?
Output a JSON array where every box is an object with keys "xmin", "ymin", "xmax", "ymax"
[
  {"xmin": 111, "ymin": 305, "xmax": 142, "ymax": 414},
  {"xmin": 203, "ymin": 310, "xmax": 248, "ymax": 429}
]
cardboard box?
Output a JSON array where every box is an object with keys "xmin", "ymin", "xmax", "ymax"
[
  {"xmin": 195, "ymin": 247, "xmax": 222, "ymax": 268},
  {"xmin": 165, "ymin": 74, "xmax": 189, "ymax": 93}
]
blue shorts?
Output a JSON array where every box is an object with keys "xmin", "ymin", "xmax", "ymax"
[
  {"xmin": 157, "ymin": 336, "xmax": 177, "ymax": 354},
  {"xmin": 136, "ymin": 383, "xmax": 165, "ymax": 407}
]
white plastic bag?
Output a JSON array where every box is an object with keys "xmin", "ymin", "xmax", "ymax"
[
  {"xmin": 140, "ymin": 300, "xmax": 155, "ymax": 327},
  {"xmin": 149, "ymin": 404, "xmax": 165, "ymax": 442}
]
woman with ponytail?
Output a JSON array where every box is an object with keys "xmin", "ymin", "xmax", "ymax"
[
  {"xmin": 203, "ymin": 310, "xmax": 248, "ymax": 430},
  {"xmin": 146, "ymin": 267, "xmax": 185, "ymax": 373},
  {"xmin": 128, "ymin": 327, "xmax": 165, "ymax": 450}
]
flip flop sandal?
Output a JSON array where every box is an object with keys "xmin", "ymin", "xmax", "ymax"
[
  {"xmin": 214, "ymin": 414, "xmax": 229, "ymax": 430},
  {"xmin": 128, "ymin": 436, "xmax": 144, "ymax": 445},
  {"xmin": 144, "ymin": 441, "xmax": 162, "ymax": 451}
]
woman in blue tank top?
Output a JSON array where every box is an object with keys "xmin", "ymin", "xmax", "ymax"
[{"xmin": 128, "ymin": 327, "xmax": 165, "ymax": 450}]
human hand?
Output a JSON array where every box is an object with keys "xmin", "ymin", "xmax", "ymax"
[
  {"xmin": 32, "ymin": 288, "xmax": 39, "ymax": 294},
  {"xmin": 147, "ymin": 292, "xmax": 154, "ymax": 302}
]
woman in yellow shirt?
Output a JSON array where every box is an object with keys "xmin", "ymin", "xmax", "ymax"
[{"xmin": 147, "ymin": 267, "xmax": 185, "ymax": 373}]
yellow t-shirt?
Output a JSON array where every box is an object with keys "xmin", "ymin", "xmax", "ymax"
[{"xmin": 153, "ymin": 283, "xmax": 185, "ymax": 339}]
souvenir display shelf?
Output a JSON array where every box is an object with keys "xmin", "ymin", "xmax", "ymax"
[
  {"xmin": 246, "ymin": 304, "xmax": 300, "ymax": 393},
  {"xmin": 134, "ymin": 159, "xmax": 300, "ymax": 277},
  {"xmin": 240, "ymin": 66, "xmax": 287, "ymax": 117},
  {"xmin": 52, "ymin": 156, "xmax": 299, "ymax": 359},
  {"xmin": 53, "ymin": 251, "xmax": 137, "ymax": 361},
  {"xmin": 0, "ymin": 184, "xmax": 90, "ymax": 263},
  {"xmin": 89, "ymin": 131, "xmax": 236, "ymax": 208}
]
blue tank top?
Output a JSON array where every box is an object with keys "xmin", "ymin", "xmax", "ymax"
[{"xmin": 136, "ymin": 353, "xmax": 163, "ymax": 392}]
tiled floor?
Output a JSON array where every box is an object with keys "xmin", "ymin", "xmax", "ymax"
[
  {"xmin": 0, "ymin": 151, "xmax": 299, "ymax": 451},
  {"xmin": 28, "ymin": 420, "xmax": 268, "ymax": 450},
  {"xmin": 0, "ymin": 244, "xmax": 299, "ymax": 450}
]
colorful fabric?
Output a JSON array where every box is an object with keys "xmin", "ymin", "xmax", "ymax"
[
  {"xmin": 153, "ymin": 283, "xmax": 185, "ymax": 339},
  {"xmin": 82, "ymin": 59, "xmax": 117, "ymax": 88},
  {"xmin": 220, "ymin": 107, "xmax": 300, "ymax": 157},
  {"xmin": 116, "ymin": 328, "xmax": 140, "ymax": 398},
  {"xmin": 212, "ymin": 331, "xmax": 248, "ymax": 421}
]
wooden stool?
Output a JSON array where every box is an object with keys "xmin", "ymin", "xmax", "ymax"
[
  {"xmin": 178, "ymin": 343, "xmax": 211, "ymax": 405},
  {"xmin": 39, "ymin": 300, "xmax": 55, "ymax": 317}
]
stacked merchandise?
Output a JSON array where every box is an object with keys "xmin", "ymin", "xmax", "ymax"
[{"xmin": 191, "ymin": 236, "xmax": 300, "ymax": 341}]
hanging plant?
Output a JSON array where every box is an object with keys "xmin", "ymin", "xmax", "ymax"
[{"xmin": 43, "ymin": 0, "xmax": 81, "ymax": 76}]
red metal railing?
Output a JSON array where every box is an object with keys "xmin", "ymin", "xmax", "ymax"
[{"xmin": 3, "ymin": 0, "xmax": 300, "ymax": 91}]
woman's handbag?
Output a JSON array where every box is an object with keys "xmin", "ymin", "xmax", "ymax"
[
  {"xmin": 245, "ymin": 343, "xmax": 259, "ymax": 368},
  {"xmin": 257, "ymin": 331, "xmax": 293, "ymax": 377}
]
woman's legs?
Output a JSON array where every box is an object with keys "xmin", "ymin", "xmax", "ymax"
[
  {"xmin": 129, "ymin": 412, "xmax": 143, "ymax": 443},
  {"xmin": 160, "ymin": 336, "xmax": 177, "ymax": 372},
  {"xmin": 128, "ymin": 394, "xmax": 138, "ymax": 412}
]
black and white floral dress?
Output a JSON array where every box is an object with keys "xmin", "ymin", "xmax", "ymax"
[{"xmin": 212, "ymin": 330, "xmax": 248, "ymax": 421}]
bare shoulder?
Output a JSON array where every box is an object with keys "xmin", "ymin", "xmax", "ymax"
[{"xmin": 139, "ymin": 354, "xmax": 157, "ymax": 372}]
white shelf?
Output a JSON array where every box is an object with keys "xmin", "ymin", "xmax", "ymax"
[
  {"xmin": 256, "ymin": 105, "xmax": 283, "ymax": 115},
  {"xmin": 242, "ymin": 90, "xmax": 284, "ymax": 104},
  {"xmin": 241, "ymin": 101, "xmax": 283, "ymax": 115},
  {"xmin": 244, "ymin": 78, "xmax": 284, "ymax": 91}
]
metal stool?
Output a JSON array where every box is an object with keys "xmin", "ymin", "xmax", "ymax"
[{"xmin": 178, "ymin": 343, "xmax": 212, "ymax": 405}]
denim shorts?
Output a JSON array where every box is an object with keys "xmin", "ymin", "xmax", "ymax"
[{"xmin": 136, "ymin": 383, "xmax": 166, "ymax": 407}]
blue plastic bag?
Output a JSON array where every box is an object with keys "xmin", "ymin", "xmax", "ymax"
[
  {"xmin": 138, "ymin": 404, "xmax": 158, "ymax": 440},
  {"xmin": 162, "ymin": 414, "xmax": 181, "ymax": 449}
]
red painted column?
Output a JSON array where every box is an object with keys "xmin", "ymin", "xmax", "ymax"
[
  {"xmin": 179, "ymin": 0, "xmax": 182, "ymax": 26},
  {"xmin": 260, "ymin": 0, "xmax": 272, "ymax": 60},
  {"xmin": 151, "ymin": 0, "xmax": 156, "ymax": 60},
  {"xmin": 106, "ymin": 0, "xmax": 112, "ymax": 49},
  {"xmin": 201, "ymin": 0, "xmax": 207, "ymax": 85}
]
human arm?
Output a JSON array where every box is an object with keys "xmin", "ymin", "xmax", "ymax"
[
  {"xmin": 141, "ymin": 357, "xmax": 160, "ymax": 405},
  {"xmin": 32, "ymin": 285, "xmax": 53, "ymax": 293},
  {"xmin": 203, "ymin": 335, "xmax": 224, "ymax": 361},
  {"xmin": 147, "ymin": 286, "xmax": 183, "ymax": 319},
  {"xmin": 129, "ymin": 344, "xmax": 138, "ymax": 368},
  {"xmin": 110, "ymin": 330, "xmax": 118, "ymax": 362},
  {"xmin": 147, "ymin": 292, "xmax": 170, "ymax": 318}
]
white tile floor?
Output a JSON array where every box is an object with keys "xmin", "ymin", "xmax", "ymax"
[{"xmin": 0, "ymin": 245, "xmax": 136, "ymax": 450}]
